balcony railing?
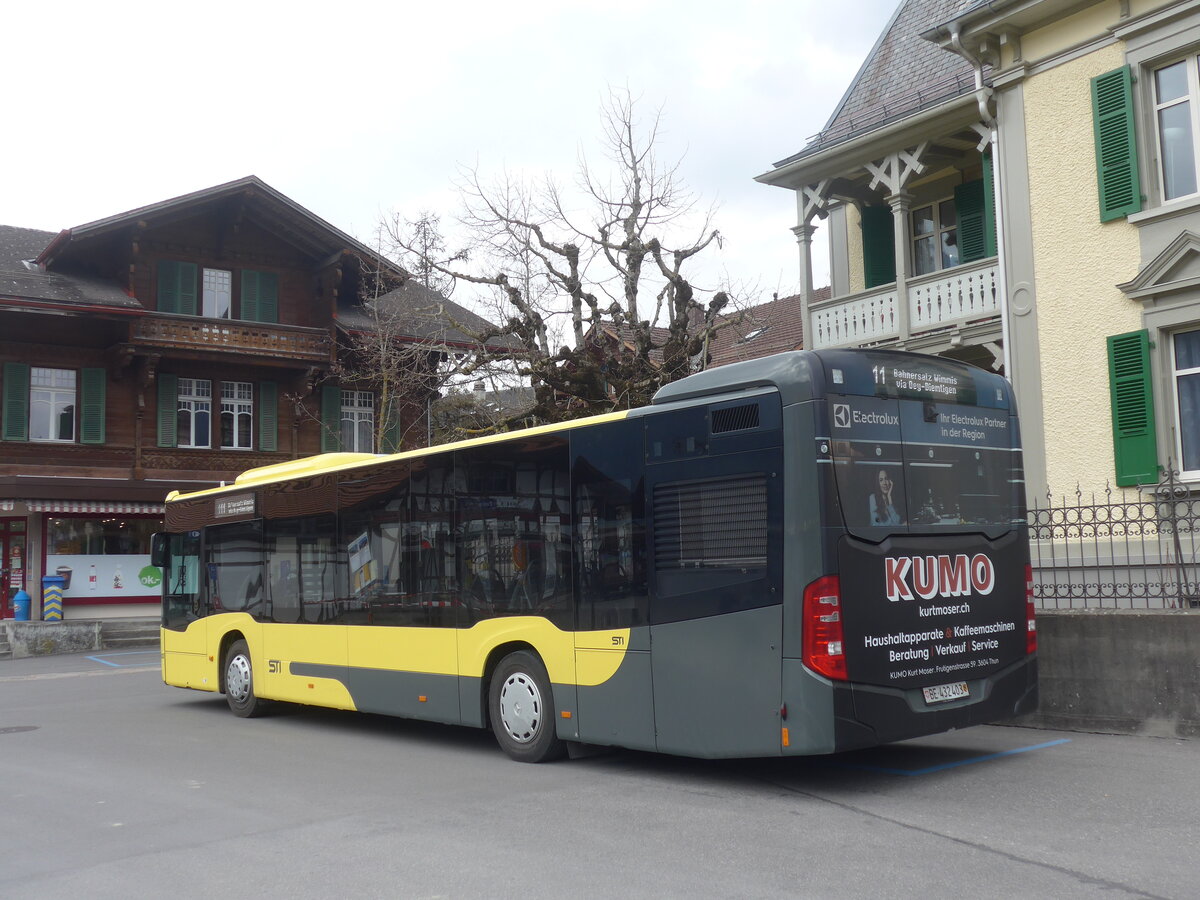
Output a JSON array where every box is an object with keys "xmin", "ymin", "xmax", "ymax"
[
  {"xmin": 132, "ymin": 315, "xmax": 331, "ymax": 360},
  {"xmin": 810, "ymin": 258, "xmax": 1000, "ymax": 349}
]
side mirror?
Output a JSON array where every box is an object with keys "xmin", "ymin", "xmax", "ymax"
[{"xmin": 150, "ymin": 533, "xmax": 169, "ymax": 569}]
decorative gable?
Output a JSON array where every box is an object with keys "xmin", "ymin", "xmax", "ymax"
[{"xmin": 1118, "ymin": 230, "xmax": 1200, "ymax": 302}]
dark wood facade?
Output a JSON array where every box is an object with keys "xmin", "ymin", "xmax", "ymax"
[{"xmin": 0, "ymin": 176, "xmax": 481, "ymax": 617}]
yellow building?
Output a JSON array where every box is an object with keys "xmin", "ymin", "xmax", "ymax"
[{"xmin": 759, "ymin": 0, "xmax": 1199, "ymax": 500}]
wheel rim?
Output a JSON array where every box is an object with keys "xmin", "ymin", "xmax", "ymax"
[
  {"xmin": 498, "ymin": 671, "xmax": 542, "ymax": 744},
  {"xmin": 227, "ymin": 654, "xmax": 252, "ymax": 704}
]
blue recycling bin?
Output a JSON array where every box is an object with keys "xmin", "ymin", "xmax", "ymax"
[{"xmin": 12, "ymin": 589, "xmax": 30, "ymax": 621}]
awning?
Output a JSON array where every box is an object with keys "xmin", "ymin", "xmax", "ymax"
[{"xmin": 23, "ymin": 500, "xmax": 165, "ymax": 515}]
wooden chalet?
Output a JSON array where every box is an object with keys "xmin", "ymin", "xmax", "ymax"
[{"xmin": 0, "ymin": 176, "xmax": 499, "ymax": 619}]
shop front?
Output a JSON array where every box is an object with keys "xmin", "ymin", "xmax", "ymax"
[{"xmin": 1, "ymin": 499, "xmax": 164, "ymax": 620}]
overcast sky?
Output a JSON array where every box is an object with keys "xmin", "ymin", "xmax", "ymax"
[{"xmin": 8, "ymin": 0, "xmax": 898, "ymax": 309}]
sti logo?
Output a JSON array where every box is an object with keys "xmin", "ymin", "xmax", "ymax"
[{"xmin": 833, "ymin": 403, "xmax": 852, "ymax": 428}]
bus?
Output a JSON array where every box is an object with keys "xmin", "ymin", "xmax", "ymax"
[{"xmin": 155, "ymin": 349, "xmax": 1037, "ymax": 762}]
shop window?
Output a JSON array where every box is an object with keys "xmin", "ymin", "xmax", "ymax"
[{"xmin": 45, "ymin": 516, "xmax": 162, "ymax": 602}]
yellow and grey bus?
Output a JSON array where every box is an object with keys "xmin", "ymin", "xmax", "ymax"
[{"xmin": 155, "ymin": 349, "xmax": 1037, "ymax": 762}]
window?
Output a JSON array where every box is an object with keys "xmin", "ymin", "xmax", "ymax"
[
  {"xmin": 1173, "ymin": 329, "xmax": 1200, "ymax": 474},
  {"xmin": 45, "ymin": 515, "xmax": 162, "ymax": 602},
  {"xmin": 3, "ymin": 364, "xmax": 105, "ymax": 444},
  {"xmin": 30, "ymin": 368, "xmax": 75, "ymax": 442},
  {"xmin": 157, "ymin": 261, "xmax": 277, "ymax": 322},
  {"xmin": 221, "ymin": 381, "xmax": 253, "ymax": 450},
  {"xmin": 177, "ymin": 378, "xmax": 212, "ymax": 449},
  {"xmin": 203, "ymin": 268, "xmax": 232, "ymax": 319},
  {"xmin": 341, "ymin": 391, "xmax": 374, "ymax": 452},
  {"xmin": 1153, "ymin": 58, "xmax": 1200, "ymax": 201},
  {"xmin": 911, "ymin": 200, "xmax": 959, "ymax": 276}
]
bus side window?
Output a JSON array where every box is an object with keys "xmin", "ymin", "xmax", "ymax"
[
  {"xmin": 206, "ymin": 521, "xmax": 264, "ymax": 614},
  {"xmin": 456, "ymin": 439, "xmax": 573, "ymax": 630},
  {"xmin": 573, "ymin": 420, "xmax": 647, "ymax": 630}
]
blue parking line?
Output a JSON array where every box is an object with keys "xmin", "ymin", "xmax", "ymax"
[
  {"xmin": 834, "ymin": 738, "xmax": 1071, "ymax": 776},
  {"xmin": 86, "ymin": 651, "xmax": 160, "ymax": 668}
]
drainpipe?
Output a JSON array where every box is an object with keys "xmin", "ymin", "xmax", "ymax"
[{"xmin": 950, "ymin": 26, "xmax": 1013, "ymax": 382}]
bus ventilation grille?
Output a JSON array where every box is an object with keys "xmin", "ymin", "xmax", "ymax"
[
  {"xmin": 711, "ymin": 403, "xmax": 760, "ymax": 434},
  {"xmin": 653, "ymin": 474, "xmax": 769, "ymax": 569}
]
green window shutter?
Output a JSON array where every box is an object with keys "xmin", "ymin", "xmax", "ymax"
[
  {"xmin": 259, "ymin": 272, "xmax": 278, "ymax": 323},
  {"xmin": 157, "ymin": 374, "xmax": 179, "ymax": 448},
  {"xmin": 321, "ymin": 384, "xmax": 342, "ymax": 452},
  {"xmin": 242, "ymin": 271, "xmax": 278, "ymax": 323},
  {"xmin": 241, "ymin": 271, "xmax": 260, "ymax": 322},
  {"xmin": 1092, "ymin": 66, "xmax": 1143, "ymax": 222},
  {"xmin": 982, "ymin": 149, "xmax": 998, "ymax": 258},
  {"xmin": 2, "ymin": 362, "xmax": 29, "ymax": 442},
  {"xmin": 80, "ymin": 367, "xmax": 107, "ymax": 445},
  {"xmin": 158, "ymin": 261, "xmax": 197, "ymax": 315},
  {"xmin": 380, "ymin": 395, "xmax": 401, "ymax": 453},
  {"xmin": 258, "ymin": 381, "xmax": 278, "ymax": 452},
  {"xmin": 956, "ymin": 179, "xmax": 987, "ymax": 263},
  {"xmin": 1107, "ymin": 330, "xmax": 1159, "ymax": 486},
  {"xmin": 861, "ymin": 205, "xmax": 895, "ymax": 289}
]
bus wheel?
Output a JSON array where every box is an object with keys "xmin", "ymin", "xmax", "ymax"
[
  {"xmin": 224, "ymin": 640, "xmax": 268, "ymax": 718},
  {"xmin": 489, "ymin": 651, "xmax": 566, "ymax": 763}
]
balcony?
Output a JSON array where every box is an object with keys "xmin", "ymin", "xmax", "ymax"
[
  {"xmin": 131, "ymin": 315, "xmax": 331, "ymax": 361},
  {"xmin": 809, "ymin": 258, "xmax": 1000, "ymax": 349}
]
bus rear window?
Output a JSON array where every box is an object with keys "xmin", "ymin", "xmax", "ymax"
[{"xmin": 827, "ymin": 394, "xmax": 1024, "ymax": 538}]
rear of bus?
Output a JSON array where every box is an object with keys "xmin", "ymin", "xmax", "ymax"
[{"xmin": 789, "ymin": 349, "xmax": 1037, "ymax": 753}]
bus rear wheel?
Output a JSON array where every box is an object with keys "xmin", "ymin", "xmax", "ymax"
[
  {"xmin": 489, "ymin": 651, "xmax": 566, "ymax": 763},
  {"xmin": 224, "ymin": 640, "xmax": 268, "ymax": 718}
]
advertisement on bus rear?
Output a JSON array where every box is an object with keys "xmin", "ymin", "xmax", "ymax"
[{"xmin": 838, "ymin": 532, "xmax": 1027, "ymax": 688}]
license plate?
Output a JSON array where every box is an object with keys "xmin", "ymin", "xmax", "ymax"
[{"xmin": 922, "ymin": 682, "xmax": 969, "ymax": 704}]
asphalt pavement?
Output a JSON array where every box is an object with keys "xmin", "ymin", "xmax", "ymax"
[{"xmin": 0, "ymin": 650, "xmax": 1195, "ymax": 899}]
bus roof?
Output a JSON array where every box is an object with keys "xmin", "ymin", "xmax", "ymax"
[{"xmin": 164, "ymin": 409, "xmax": 631, "ymax": 504}]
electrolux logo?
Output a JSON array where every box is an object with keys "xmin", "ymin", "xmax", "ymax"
[{"xmin": 833, "ymin": 403, "xmax": 851, "ymax": 428}]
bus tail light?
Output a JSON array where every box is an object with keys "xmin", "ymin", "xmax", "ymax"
[
  {"xmin": 1025, "ymin": 564, "xmax": 1037, "ymax": 655},
  {"xmin": 803, "ymin": 575, "xmax": 847, "ymax": 680}
]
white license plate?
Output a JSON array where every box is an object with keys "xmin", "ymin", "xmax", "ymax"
[{"xmin": 922, "ymin": 682, "xmax": 969, "ymax": 704}]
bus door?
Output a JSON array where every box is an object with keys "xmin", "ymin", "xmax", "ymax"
[
  {"xmin": 645, "ymin": 398, "xmax": 786, "ymax": 758},
  {"xmin": 572, "ymin": 420, "xmax": 655, "ymax": 752},
  {"xmin": 160, "ymin": 531, "xmax": 209, "ymax": 688}
]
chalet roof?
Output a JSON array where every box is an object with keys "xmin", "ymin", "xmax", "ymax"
[
  {"xmin": 774, "ymin": 0, "xmax": 980, "ymax": 166},
  {"xmin": 707, "ymin": 288, "xmax": 829, "ymax": 367},
  {"xmin": 336, "ymin": 277, "xmax": 521, "ymax": 352},
  {"xmin": 37, "ymin": 175, "xmax": 392, "ymax": 270},
  {"xmin": 0, "ymin": 224, "xmax": 142, "ymax": 310}
]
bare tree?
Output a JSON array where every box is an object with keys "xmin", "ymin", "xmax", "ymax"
[{"xmin": 388, "ymin": 90, "xmax": 735, "ymax": 425}]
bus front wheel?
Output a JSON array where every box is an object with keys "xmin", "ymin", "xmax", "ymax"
[
  {"xmin": 224, "ymin": 640, "xmax": 268, "ymax": 718},
  {"xmin": 489, "ymin": 651, "xmax": 566, "ymax": 763}
]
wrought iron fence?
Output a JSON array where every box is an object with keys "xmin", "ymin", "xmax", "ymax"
[{"xmin": 1028, "ymin": 465, "xmax": 1200, "ymax": 609}]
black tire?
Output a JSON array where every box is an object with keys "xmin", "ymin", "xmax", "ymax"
[
  {"xmin": 224, "ymin": 639, "xmax": 268, "ymax": 718},
  {"xmin": 489, "ymin": 651, "xmax": 566, "ymax": 763}
]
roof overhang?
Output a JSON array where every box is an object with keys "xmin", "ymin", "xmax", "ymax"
[
  {"xmin": 756, "ymin": 92, "xmax": 984, "ymax": 191},
  {"xmin": 921, "ymin": 0, "xmax": 1100, "ymax": 54},
  {"xmin": 34, "ymin": 176, "xmax": 404, "ymax": 279}
]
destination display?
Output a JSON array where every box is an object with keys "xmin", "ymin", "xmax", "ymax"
[
  {"xmin": 819, "ymin": 350, "xmax": 1012, "ymax": 408},
  {"xmin": 837, "ymin": 531, "xmax": 1027, "ymax": 689}
]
